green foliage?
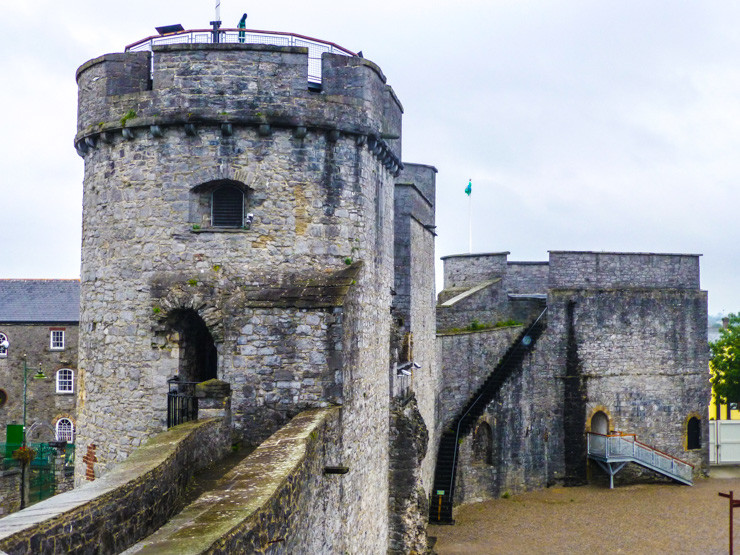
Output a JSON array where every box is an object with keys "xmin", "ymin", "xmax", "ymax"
[
  {"xmin": 501, "ymin": 491, "xmax": 511, "ymax": 499},
  {"xmin": 441, "ymin": 318, "xmax": 523, "ymax": 334},
  {"xmin": 152, "ymin": 306, "xmax": 161, "ymax": 314},
  {"xmin": 212, "ymin": 264, "xmax": 221, "ymax": 272},
  {"xmin": 187, "ymin": 279, "xmax": 198, "ymax": 287},
  {"xmin": 120, "ymin": 110, "xmax": 136, "ymax": 127},
  {"xmin": 710, "ymin": 313, "xmax": 740, "ymax": 405},
  {"xmin": 192, "ymin": 224, "xmax": 201, "ymax": 231}
]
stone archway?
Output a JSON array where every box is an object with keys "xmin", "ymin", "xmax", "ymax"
[
  {"xmin": 591, "ymin": 411, "xmax": 609, "ymax": 435},
  {"xmin": 166, "ymin": 308, "xmax": 218, "ymax": 382}
]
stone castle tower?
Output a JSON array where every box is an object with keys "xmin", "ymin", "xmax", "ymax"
[{"xmin": 74, "ymin": 36, "xmax": 437, "ymax": 552}]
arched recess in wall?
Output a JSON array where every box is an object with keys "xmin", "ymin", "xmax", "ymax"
[
  {"xmin": 190, "ymin": 179, "xmax": 251, "ymax": 229},
  {"xmin": 590, "ymin": 410, "xmax": 610, "ymax": 435},
  {"xmin": 686, "ymin": 414, "xmax": 702, "ymax": 450},
  {"xmin": 166, "ymin": 308, "xmax": 218, "ymax": 383},
  {"xmin": 472, "ymin": 421, "xmax": 493, "ymax": 465}
]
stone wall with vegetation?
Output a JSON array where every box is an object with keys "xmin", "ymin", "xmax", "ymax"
[
  {"xmin": 124, "ymin": 408, "xmax": 343, "ymax": 554},
  {"xmin": 0, "ymin": 418, "xmax": 230, "ymax": 555}
]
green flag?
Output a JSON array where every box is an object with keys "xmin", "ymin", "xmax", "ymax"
[{"xmin": 465, "ymin": 179, "xmax": 472, "ymax": 196}]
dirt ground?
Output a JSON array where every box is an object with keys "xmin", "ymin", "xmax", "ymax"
[{"xmin": 429, "ymin": 467, "xmax": 740, "ymax": 554}]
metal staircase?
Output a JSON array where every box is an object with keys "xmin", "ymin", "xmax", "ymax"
[
  {"xmin": 587, "ymin": 432, "xmax": 694, "ymax": 488},
  {"xmin": 429, "ymin": 309, "xmax": 547, "ymax": 524}
]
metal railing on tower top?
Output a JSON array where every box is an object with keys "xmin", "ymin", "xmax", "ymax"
[{"xmin": 125, "ymin": 29, "xmax": 356, "ymax": 83}]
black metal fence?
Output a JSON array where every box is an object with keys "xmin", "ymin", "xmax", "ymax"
[{"xmin": 167, "ymin": 378, "xmax": 199, "ymax": 428}]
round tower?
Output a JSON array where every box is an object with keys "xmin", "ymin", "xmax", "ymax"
[{"xmin": 74, "ymin": 32, "xmax": 403, "ymax": 548}]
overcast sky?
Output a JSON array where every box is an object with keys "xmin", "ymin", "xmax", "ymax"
[{"xmin": 0, "ymin": 1, "xmax": 738, "ymax": 314}]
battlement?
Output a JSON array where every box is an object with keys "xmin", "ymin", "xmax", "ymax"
[
  {"xmin": 441, "ymin": 252, "xmax": 510, "ymax": 289},
  {"xmin": 548, "ymin": 251, "xmax": 702, "ymax": 289},
  {"xmin": 75, "ymin": 42, "xmax": 403, "ymax": 171}
]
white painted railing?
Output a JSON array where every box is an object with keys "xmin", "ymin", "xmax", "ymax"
[
  {"xmin": 125, "ymin": 29, "xmax": 356, "ymax": 83},
  {"xmin": 587, "ymin": 432, "xmax": 694, "ymax": 484}
]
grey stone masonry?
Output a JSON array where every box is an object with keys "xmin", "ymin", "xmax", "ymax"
[
  {"xmin": 504, "ymin": 262, "xmax": 549, "ymax": 294},
  {"xmin": 75, "ymin": 39, "xmax": 403, "ymax": 554},
  {"xmin": 548, "ymin": 251, "xmax": 701, "ymax": 289},
  {"xmin": 441, "ymin": 252, "xmax": 510, "ymax": 289},
  {"xmin": 390, "ymin": 164, "xmax": 438, "ymax": 550}
]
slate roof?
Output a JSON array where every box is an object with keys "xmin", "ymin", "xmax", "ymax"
[{"xmin": 0, "ymin": 280, "xmax": 80, "ymax": 322}]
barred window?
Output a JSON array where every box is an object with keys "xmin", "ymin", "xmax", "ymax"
[
  {"xmin": 55, "ymin": 418, "xmax": 74, "ymax": 442},
  {"xmin": 212, "ymin": 185, "xmax": 244, "ymax": 227},
  {"xmin": 56, "ymin": 368, "xmax": 74, "ymax": 394},
  {"xmin": 0, "ymin": 333, "xmax": 7, "ymax": 357},
  {"xmin": 50, "ymin": 330, "xmax": 65, "ymax": 350}
]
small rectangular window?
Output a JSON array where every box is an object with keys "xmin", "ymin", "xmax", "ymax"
[
  {"xmin": 50, "ymin": 330, "xmax": 65, "ymax": 350},
  {"xmin": 56, "ymin": 369, "xmax": 74, "ymax": 394}
]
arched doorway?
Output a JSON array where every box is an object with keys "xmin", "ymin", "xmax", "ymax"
[
  {"xmin": 167, "ymin": 309, "xmax": 218, "ymax": 382},
  {"xmin": 473, "ymin": 422, "xmax": 493, "ymax": 465},
  {"xmin": 687, "ymin": 416, "xmax": 701, "ymax": 450},
  {"xmin": 591, "ymin": 411, "xmax": 609, "ymax": 435}
]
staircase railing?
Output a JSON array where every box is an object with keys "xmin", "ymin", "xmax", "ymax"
[
  {"xmin": 587, "ymin": 432, "xmax": 694, "ymax": 485},
  {"xmin": 448, "ymin": 308, "xmax": 548, "ymax": 495},
  {"xmin": 431, "ymin": 307, "xmax": 547, "ymax": 522}
]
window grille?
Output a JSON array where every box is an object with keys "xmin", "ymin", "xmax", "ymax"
[
  {"xmin": 0, "ymin": 333, "xmax": 6, "ymax": 357},
  {"xmin": 56, "ymin": 368, "xmax": 74, "ymax": 394},
  {"xmin": 56, "ymin": 418, "xmax": 74, "ymax": 442},
  {"xmin": 212, "ymin": 185, "xmax": 244, "ymax": 227},
  {"xmin": 50, "ymin": 330, "xmax": 65, "ymax": 350}
]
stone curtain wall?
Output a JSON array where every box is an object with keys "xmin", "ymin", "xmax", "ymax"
[
  {"xmin": 0, "ymin": 323, "xmax": 77, "ymax": 443},
  {"xmin": 437, "ymin": 281, "xmax": 511, "ymax": 332},
  {"xmin": 437, "ymin": 327, "xmax": 523, "ymax": 429},
  {"xmin": 0, "ymin": 418, "xmax": 231, "ymax": 555},
  {"xmin": 504, "ymin": 262, "xmax": 549, "ymax": 294},
  {"xmin": 441, "ymin": 253, "xmax": 509, "ymax": 289},
  {"xmin": 125, "ymin": 408, "xmax": 343, "ymax": 554},
  {"xmin": 548, "ymin": 252, "xmax": 701, "ymax": 290},
  {"xmin": 454, "ymin": 343, "xmax": 562, "ymax": 504}
]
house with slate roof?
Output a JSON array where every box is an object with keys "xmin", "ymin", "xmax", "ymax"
[{"xmin": 0, "ymin": 280, "xmax": 80, "ymax": 445}]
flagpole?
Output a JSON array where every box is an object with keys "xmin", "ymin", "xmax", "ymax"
[
  {"xmin": 465, "ymin": 178, "xmax": 472, "ymax": 253},
  {"xmin": 468, "ymin": 193, "xmax": 472, "ymax": 253}
]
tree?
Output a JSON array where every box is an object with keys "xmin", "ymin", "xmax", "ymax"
[{"xmin": 710, "ymin": 313, "xmax": 740, "ymax": 406}]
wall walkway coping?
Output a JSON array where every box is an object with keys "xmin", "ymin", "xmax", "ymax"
[
  {"xmin": 123, "ymin": 407, "xmax": 338, "ymax": 554},
  {"xmin": 438, "ymin": 279, "xmax": 500, "ymax": 308},
  {"xmin": 0, "ymin": 418, "xmax": 225, "ymax": 554}
]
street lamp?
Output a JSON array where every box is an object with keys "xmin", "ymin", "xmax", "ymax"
[
  {"xmin": 0, "ymin": 340, "xmax": 47, "ymax": 446},
  {"xmin": 20, "ymin": 354, "xmax": 47, "ymax": 447}
]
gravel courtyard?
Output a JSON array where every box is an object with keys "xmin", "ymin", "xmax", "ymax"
[{"xmin": 429, "ymin": 467, "xmax": 740, "ymax": 554}]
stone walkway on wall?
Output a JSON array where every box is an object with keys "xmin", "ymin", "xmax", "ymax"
[{"xmin": 430, "ymin": 467, "xmax": 740, "ymax": 554}]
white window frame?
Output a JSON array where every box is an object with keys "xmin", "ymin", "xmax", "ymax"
[
  {"xmin": 55, "ymin": 418, "xmax": 74, "ymax": 442},
  {"xmin": 0, "ymin": 332, "xmax": 7, "ymax": 357},
  {"xmin": 56, "ymin": 368, "xmax": 74, "ymax": 394},
  {"xmin": 50, "ymin": 330, "xmax": 65, "ymax": 350}
]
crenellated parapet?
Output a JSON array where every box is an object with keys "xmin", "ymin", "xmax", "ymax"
[{"xmin": 75, "ymin": 43, "xmax": 404, "ymax": 174}]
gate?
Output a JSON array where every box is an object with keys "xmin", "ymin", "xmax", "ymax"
[
  {"xmin": 28, "ymin": 443, "xmax": 56, "ymax": 504},
  {"xmin": 710, "ymin": 420, "xmax": 740, "ymax": 464},
  {"xmin": 167, "ymin": 378, "xmax": 199, "ymax": 428}
]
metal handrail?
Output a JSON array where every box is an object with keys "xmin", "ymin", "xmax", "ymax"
[
  {"xmin": 447, "ymin": 307, "xmax": 548, "ymax": 500},
  {"xmin": 125, "ymin": 28, "xmax": 356, "ymax": 84},
  {"xmin": 587, "ymin": 431, "xmax": 695, "ymax": 468}
]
